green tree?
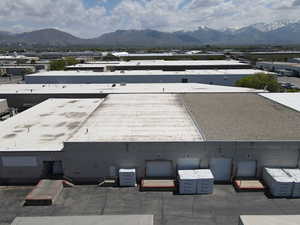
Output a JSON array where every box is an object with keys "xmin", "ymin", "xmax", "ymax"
[
  {"xmin": 50, "ymin": 59, "xmax": 66, "ymax": 70},
  {"xmin": 64, "ymin": 57, "xmax": 79, "ymax": 66},
  {"xmin": 235, "ymin": 73, "xmax": 281, "ymax": 92}
]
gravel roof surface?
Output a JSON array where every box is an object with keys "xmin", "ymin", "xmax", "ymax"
[{"xmin": 182, "ymin": 93, "xmax": 300, "ymax": 141}]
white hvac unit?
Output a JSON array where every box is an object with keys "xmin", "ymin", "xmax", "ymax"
[
  {"xmin": 236, "ymin": 161, "xmax": 257, "ymax": 178},
  {"xmin": 284, "ymin": 169, "xmax": 300, "ymax": 198},
  {"xmin": 194, "ymin": 169, "xmax": 214, "ymax": 194},
  {"xmin": 178, "ymin": 169, "xmax": 214, "ymax": 195},
  {"xmin": 119, "ymin": 169, "xmax": 136, "ymax": 187},
  {"xmin": 178, "ymin": 170, "xmax": 197, "ymax": 194},
  {"xmin": 210, "ymin": 158, "xmax": 232, "ymax": 182},
  {"xmin": 263, "ymin": 168, "xmax": 294, "ymax": 197}
]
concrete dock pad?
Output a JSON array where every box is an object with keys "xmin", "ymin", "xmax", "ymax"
[
  {"xmin": 25, "ymin": 180, "xmax": 64, "ymax": 206},
  {"xmin": 11, "ymin": 215, "xmax": 154, "ymax": 225}
]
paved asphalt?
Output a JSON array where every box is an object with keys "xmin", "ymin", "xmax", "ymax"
[{"xmin": 1, "ymin": 185, "xmax": 300, "ymax": 225}]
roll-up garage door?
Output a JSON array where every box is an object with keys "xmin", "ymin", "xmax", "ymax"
[
  {"xmin": 146, "ymin": 161, "xmax": 173, "ymax": 178},
  {"xmin": 177, "ymin": 158, "xmax": 200, "ymax": 170},
  {"xmin": 210, "ymin": 158, "xmax": 232, "ymax": 182},
  {"xmin": 236, "ymin": 161, "xmax": 257, "ymax": 178}
]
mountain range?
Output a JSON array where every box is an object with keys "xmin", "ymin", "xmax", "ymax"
[{"xmin": 1, "ymin": 20, "xmax": 300, "ymax": 47}]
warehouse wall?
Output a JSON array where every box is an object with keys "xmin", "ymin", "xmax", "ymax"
[
  {"xmin": 62, "ymin": 141, "xmax": 300, "ymax": 183},
  {"xmin": 25, "ymin": 74, "xmax": 248, "ymax": 86},
  {"xmin": 0, "ymin": 93, "xmax": 107, "ymax": 109},
  {"xmin": 0, "ymin": 151, "xmax": 62, "ymax": 184}
]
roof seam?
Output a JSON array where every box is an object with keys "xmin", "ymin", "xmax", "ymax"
[{"xmin": 179, "ymin": 94, "xmax": 206, "ymax": 141}]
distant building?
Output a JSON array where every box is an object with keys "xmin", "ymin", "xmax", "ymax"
[
  {"xmin": 0, "ymin": 65, "xmax": 36, "ymax": 76},
  {"xmin": 66, "ymin": 60, "xmax": 252, "ymax": 72},
  {"xmin": 288, "ymin": 58, "xmax": 300, "ymax": 63},
  {"xmin": 24, "ymin": 69, "xmax": 270, "ymax": 86},
  {"xmin": 256, "ymin": 61, "xmax": 300, "ymax": 76}
]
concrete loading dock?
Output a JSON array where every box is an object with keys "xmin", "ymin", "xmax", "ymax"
[
  {"xmin": 239, "ymin": 215, "xmax": 300, "ymax": 225},
  {"xmin": 11, "ymin": 215, "xmax": 154, "ymax": 225},
  {"xmin": 0, "ymin": 93, "xmax": 300, "ymax": 184},
  {"xmin": 24, "ymin": 69, "xmax": 270, "ymax": 86}
]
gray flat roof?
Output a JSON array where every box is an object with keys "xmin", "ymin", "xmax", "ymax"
[
  {"xmin": 239, "ymin": 215, "xmax": 300, "ymax": 225},
  {"xmin": 182, "ymin": 93, "xmax": 300, "ymax": 141},
  {"xmin": 0, "ymin": 98, "xmax": 103, "ymax": 151},
  {"xmin": 26, "ymin": 69, "xmax": 268, "ymax": 77},
  {"xmin": 69, "ymin": 94, "xmax": 203, "ymax": 142},
  {"xmin": 11, "ymin": 215, "xmax": 154, "ymax": 225},
  {"xmin": 0, "ymin": 83, "xmax": 265, "ymax": 94}
]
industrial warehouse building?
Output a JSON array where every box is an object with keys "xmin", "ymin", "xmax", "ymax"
[
  {"xmin": 24, "ymin": 69, "xmax": 269, "ymax": 86},
  {"xmin": 0, "ymin": 83, "xmax": 262, "ymax": 109},
  {"xmin": 0, "ymin": 65, "xmax": 36, "ymax": 76},
  {"xmin": 65, "ymin": 60, "xmax": 251, "ymax": 72},
  {"xmin": 256, "ymin": 61, "xmax": 300, "ymax": 76},
  {"xmin": 0, "ymin": 93, "xmax": 300, "ymax": 184}
]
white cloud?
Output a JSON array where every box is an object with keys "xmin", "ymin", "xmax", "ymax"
[{"xmin": 0, "ymin": 0, "xmax": 299, "ymax": 38}]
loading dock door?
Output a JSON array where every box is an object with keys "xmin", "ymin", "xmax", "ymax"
[
  {"xmin": 210, "ymin": 158, "xmax": 232, "ymax": 182},
  {"xmin": 177, "ymin": 158, "xmax": 200, "ymax": 170},
  {"xmin": 236, "ymin": 161, "xmax": 257, "ymax": 178},
  {"xmin": 146, "ymin": 161, "xmax": 173, "ymax": 178}
]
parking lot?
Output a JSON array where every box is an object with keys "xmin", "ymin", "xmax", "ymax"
[
  {"xmin": 1, "ymin": 185, "xmax": 300, "ymax": 225},
  {"xmin": 278, "ymin": 76, "xmax": 300, "ymax": 89}
]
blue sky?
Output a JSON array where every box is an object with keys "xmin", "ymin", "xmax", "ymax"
[{"xmin": 0, "ymin": 0, "xmax": 299, "ymax": 38}]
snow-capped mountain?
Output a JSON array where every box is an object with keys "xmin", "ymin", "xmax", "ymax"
[
  {"xmin": 1, "ymin": 20, "xmax": 300, "ymax": 46},
  {"xmin": 249, "ymin": 20, "xmax": 300, "ymax": 32}
]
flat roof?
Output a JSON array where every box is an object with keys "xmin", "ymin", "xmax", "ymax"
[
  {"xmin": 248, "ymin": 51, "xmax": 300, "ymax": 54},
  {"xmin": 11, "ymin": 215, "xmax": 154, "ymax": 225},
  {"xmin": 0, "ymin": 98, "xmax": 103, "ymax": 151},
  {"xmin": 0, "ymin": 65, "xmax": 35, "ymax": 69},
  {"xmin": 26, "ymin": 69, "xmax": 267, "ymax": 77},
  {"xmin": 182, "ymin": 93, "xmax": 300, "ymax": 141},
  {"xmin": 257, "ymin": 61, "xmax": 300, "ymax": 68},
  {"xmin": 0, "ymin": 83, "xmax": 265, "ymax": 94},
  {"xmin": 260, "ymin": 93, "xmax": 300, "ymax": 112},
  {"xmin": 240, "ymin": 215, "xmax": 300, "ymax": 225},
  {"xmin": 69, "ymin": 94, "xmax": 203, "ymax": 142},
  {"xmin": 67, "ymin": 60, "xmax": 246, "ymax": 68}
]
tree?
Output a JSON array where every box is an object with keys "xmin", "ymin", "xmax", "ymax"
[
  {"xmin": 50, "ymin": 59, "xmax": 66, "ymax": 70},
  {"xmin": 235, "ymin": 73, "xmax": 281, "ymax": 92},
  {"xmin": 50, "ymin": 57, "xmax": 79, "ymax": 70},
  {"xmin": 64, "ymin": 57, "xmax": 79, "ymax": 66}
]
